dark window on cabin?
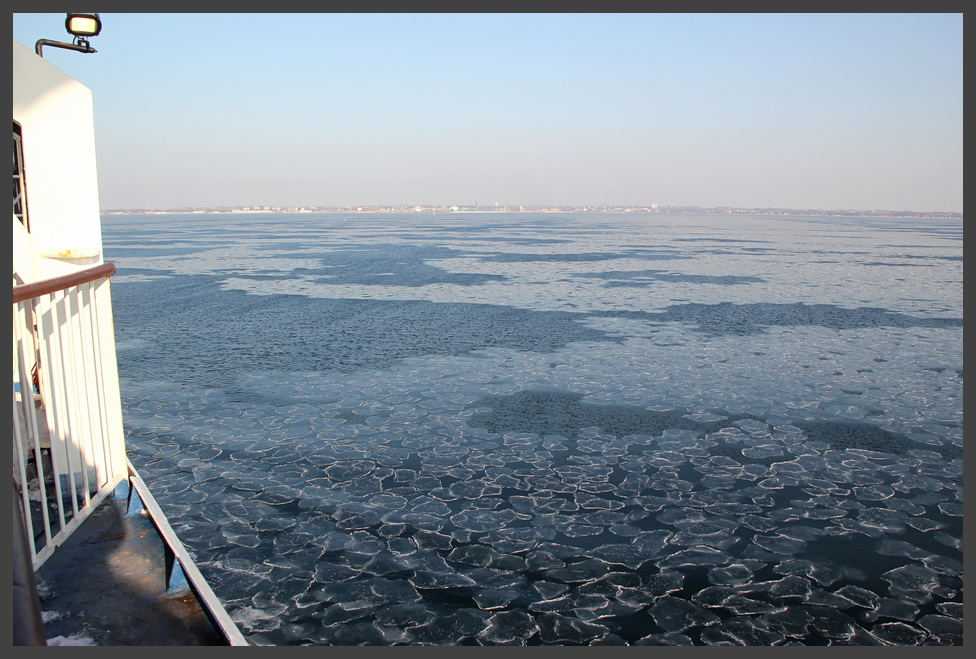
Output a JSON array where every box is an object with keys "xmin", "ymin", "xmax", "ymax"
[{"xmin": 13, "ymin": 123, "xmax": 29, "ymax": 232}]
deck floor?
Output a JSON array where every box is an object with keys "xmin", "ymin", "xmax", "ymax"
[{"xmin": 32, "ymin": 484, "xmax": 229, "ymax": 646}]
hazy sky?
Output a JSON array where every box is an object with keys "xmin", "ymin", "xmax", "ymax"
[{"xmin": 12, "ymin": 13, "xmax": 963, "ymax": 212}]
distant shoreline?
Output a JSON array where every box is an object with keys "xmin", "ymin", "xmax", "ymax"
[{"xmin": 101, "ymin": 206, "xmax": 962, "ymax": 219}]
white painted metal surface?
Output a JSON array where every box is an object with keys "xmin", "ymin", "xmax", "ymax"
[
  {"xmin": 13, "ymin": 270, "xmax": 127, "ymax": 567},
  {"xmin": 12, "ymin": 39, "xmax": 103, "ymax": 283},
  {"xmin": 12, "ymin": 39, "xmax": 124, "ymax": 568}
]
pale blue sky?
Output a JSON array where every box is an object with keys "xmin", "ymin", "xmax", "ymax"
[{"xmin": 13, "ymin": 12, "xmax": 963, "ymax": 212}]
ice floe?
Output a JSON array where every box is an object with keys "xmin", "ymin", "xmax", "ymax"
[{"xmin": 108, "ymin": 212, "xmax": 962, "ymax": 645}]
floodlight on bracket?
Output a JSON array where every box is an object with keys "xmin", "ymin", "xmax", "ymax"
[{"xmin": 35, "ymin": 13, "xmax": 102, "ymax": 57}]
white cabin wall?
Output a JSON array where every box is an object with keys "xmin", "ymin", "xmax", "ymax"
[
  {"xmin": 12, "ymin": 40, "xmax": 103, "ymax": 283},
  {"xmin": 12, "ymin": 217, "xmax": 36, "ymax": 284}
]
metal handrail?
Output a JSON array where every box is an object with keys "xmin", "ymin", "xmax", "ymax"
[{"xmin": 13, "ymin": 262, "xmax": 116, "ymax": 304}]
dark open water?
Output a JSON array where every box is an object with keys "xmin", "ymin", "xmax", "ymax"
[{"xmin": 102, "ymin": 211, "xmax": 962, "ymax": 645}]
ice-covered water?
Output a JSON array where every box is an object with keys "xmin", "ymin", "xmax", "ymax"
[{"xmin": 103, "ymin": 212, "xmax": 962, "ymax": 645}]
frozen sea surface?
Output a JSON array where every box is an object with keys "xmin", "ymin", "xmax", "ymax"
[{"xmin": 104, "ymin": 212, "xmax": 963, "ymax": 646}]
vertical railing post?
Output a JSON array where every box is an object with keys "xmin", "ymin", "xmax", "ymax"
[{"xmin": 91, "ymin": 277, "xmax": 127, "ymax": 478}]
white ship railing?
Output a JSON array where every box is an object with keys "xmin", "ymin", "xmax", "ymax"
[
  {"xmin": 12, "ymin": 263, "xmax": 127, "ymax": 567},
  {"xmin": 12, "ymin": 263, "xmax": 249, "ymax": 646}
]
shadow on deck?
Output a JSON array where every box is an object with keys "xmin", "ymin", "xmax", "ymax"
[{"xmin": 31, "ymin": 482, "xmax": 230, "ymax": 646}]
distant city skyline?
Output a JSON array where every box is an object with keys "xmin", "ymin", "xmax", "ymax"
[
  {"xmin": 102, "ymin": 202, "xmax": 961, "ymax": 219},
  {"xmin": 12, "ymin": 13, "xmax": 963, "ymax": 213}
]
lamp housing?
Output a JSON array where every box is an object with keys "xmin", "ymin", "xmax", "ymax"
[{"xmin": 65, "ymin": 13, "xmax": 101, "ymax": 39}]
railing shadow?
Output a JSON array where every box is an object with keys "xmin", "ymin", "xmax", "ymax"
[{"xmin": 31, "ymin": 480, "xmax": 229, "ymax": 646}]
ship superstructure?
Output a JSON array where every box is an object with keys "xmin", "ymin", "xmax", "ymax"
[{"xmin": 12, "ymin": 25, "xmax": 246, "ymax": 646}]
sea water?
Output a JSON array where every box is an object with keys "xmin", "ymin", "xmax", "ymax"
[{"xmin": 103, "ymin": 212, "xmax": 963, "ymax": 645}]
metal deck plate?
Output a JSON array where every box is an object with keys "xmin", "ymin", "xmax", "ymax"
[{"xmin": 33, "ymin": 485, "xmax": 228, "ymax": 646}]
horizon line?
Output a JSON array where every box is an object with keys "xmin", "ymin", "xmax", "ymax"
[{"xmin": 100, "ymin": 203, "xmax": 963, "ymax": 217}]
